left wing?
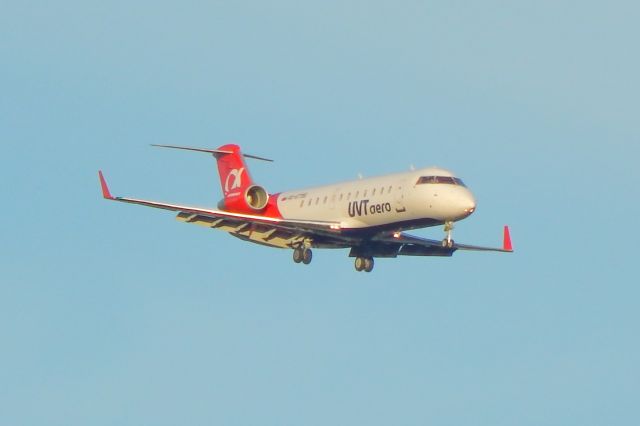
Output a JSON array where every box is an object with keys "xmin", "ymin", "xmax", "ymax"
[
  {"xmin": 452, "ymin": 225, "xmax": 513, "ymax": 252},
  {"xmin": 372, "ymin": 226, "xmax": 513, "ymax": 256},
  {"xmin": 98, "ymin": 171, "xmax": 344, "ymax": 247}
]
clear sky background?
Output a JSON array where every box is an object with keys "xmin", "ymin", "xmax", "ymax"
[{"xmin": 2, "ymin": 1, "xmax": 639, "ymax": 425}]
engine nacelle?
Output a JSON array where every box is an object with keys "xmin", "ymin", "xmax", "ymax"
[
  {"xmin": 245, "ymin": 185, "xmax": 269, "ymax": 210},
  {"xmin": 218, "ymin": 184, "xmax": 269, "ymax": 213}
]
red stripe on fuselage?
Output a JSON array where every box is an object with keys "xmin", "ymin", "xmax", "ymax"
[{"xmin": 261, "ymin": 193, "xmax": 283, "ymax": 219}]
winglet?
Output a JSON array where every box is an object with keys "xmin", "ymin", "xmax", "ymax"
[
  {"xmin": 98, "ymin": 170, "xmax": 114, "ymax": 200},
  {"xmin": 503, "ymin": 225, "xmax": 513, "ymax": 252}
]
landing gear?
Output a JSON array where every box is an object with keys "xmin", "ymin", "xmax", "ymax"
[
  {"xmin": 442, "ymin": 221, "xmax": 455, "ymax": 248},
  {"xmin": 441, "ymin": 239, "xmax": 455, "ymax": 248},
  {"xmin": 364, "ymin": 258, "xmax": 374, "ymax": 272},
  {"xmin": 292, "ymin": 247, "xmax": 313, "ymax": 265},
  {"xmin": 293, "ymin": 247, "xmax": 303, "ymax": 263},
  {"xmin": 302, "ymin": 248, "xmax": 312, "ymax": 264},
  {"xmin": 354, "ymin": 256, "xmax": 374, "ymax": 272}
]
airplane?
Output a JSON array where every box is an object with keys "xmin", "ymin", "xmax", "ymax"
[{"xmin": 98, "ymin": 144, "xmax": 513, "ymax": 272}]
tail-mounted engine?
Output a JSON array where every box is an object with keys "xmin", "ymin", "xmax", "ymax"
[
  {"xmin": 145, "ymin": 143, "xmax": 275, "ymax": 215},
  {"xmin": 245, "ymin": 185, "xmax": 269, "ymax": 210},
  {"xmin": 218, "ymin": 184, "xmax": 269, "ymax": 213}
]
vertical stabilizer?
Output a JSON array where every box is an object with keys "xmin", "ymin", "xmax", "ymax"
[
  {"xmin": 213, "ymin": 144, "xmax": 254, "ymax": 199},
  {"xmin": 151, "ymin": 143, "xmax": 272, "ymax": 213}
]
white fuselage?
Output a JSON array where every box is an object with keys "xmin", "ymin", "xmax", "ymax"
[{"xmin": 277, "ymin": 167, "xmax": 477, "ymax": 232}]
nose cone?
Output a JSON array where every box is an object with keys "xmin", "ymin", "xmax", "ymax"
[
  {"xmin": 465, "ymin": 198, "xmax": 476, "ymax": 214},
  {"xmin": 460, "ymin": 192, "xmax": 477, "ymax": 218}
]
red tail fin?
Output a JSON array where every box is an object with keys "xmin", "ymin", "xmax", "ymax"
[
  {"xmin": 214, "ymin": 144, "xmax": 254, "ymax": 197},
  {"xmin": 151, "ymin": 143, "xmax": 271, "ymax": 213},
  {"xmin": 214, "ymin": 144, "xmax": 272, "ymax": 213}
]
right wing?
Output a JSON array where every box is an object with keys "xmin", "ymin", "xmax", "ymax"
[{"xmin": 99, "ymin": 171, "xmax": 344, "ymax": 248}]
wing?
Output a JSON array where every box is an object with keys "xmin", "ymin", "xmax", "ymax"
[
  {"xmin": 372, "ymin": 226, "xmax": 513, "ymax": 256},
  {"xmin": 98, "ymin": 171, "xmax": 345, "ymax": 248}
]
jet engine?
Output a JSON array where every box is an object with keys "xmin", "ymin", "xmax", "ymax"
[
  {"xmin": 245, "ymin": 185, "xmax": 269, "ymax": 211},
  {"xmin": 218, "ymin": 184, "xmax": 270, "ymax": 213}
]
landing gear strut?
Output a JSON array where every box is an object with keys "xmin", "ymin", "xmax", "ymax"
[
  {"xmin": 293, "ymin": 247, "xmax": 313, "ymax": 265},
  {"xmin": 354, "ymin": 256, "xmax": 374, "ymax": 272},
  {"xmin": 442, "ymin": 221, "xmax": 455, "ymax": 249}
]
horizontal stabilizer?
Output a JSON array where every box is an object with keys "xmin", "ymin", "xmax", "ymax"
[{"xmin": 151, "ymin": 144, "xmax": 273, "ymax": 162}]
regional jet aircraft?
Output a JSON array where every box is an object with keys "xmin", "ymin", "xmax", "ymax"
[{"xmin": 99, "ymin": 144, "xmax": 512, "ymax": 272}]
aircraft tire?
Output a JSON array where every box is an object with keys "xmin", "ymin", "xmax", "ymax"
[
  {"xmin": 354, "ymin": 257, "xmax": 365, "ymax": 272},
  {"xmin": 364, "ymin": 257, "xmax": 374, "ymax": 272},
  {"xmin": 302, "ymin": 248, "xmax": 313, "ymax": 265},
  {"xmin": 293, "ymin": 247, "xmax": 303, "ymax": 263},
  {"xmin": 442, "ymin": 239, "xmax": 454, "ymax": 248}
]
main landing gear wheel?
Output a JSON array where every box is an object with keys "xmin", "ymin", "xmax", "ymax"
[
  {"xmin": 354, "ymin": 257, "xmax": 374, "ymax": 272},
  {"xmin": 293, "ymin": 247, "xmax": 303, "ymax": 263},
  {"xmin": 293, "ymin": 247, "xmax": 313, "ymax": 265},
  {"xmin": 302, "ymin": 248, "xmax": 313, "ymax": 265},
  {"xmin": 364, "ymin": 257, "xmax": 374, "ymax": 272}
]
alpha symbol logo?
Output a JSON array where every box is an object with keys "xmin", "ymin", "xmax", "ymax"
[{"xmin": 225, "ymin": 168, "xmax": 245, "ymax": 193}]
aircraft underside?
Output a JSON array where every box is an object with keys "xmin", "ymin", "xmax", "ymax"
[{"xmin": 177, "ymin": 211, "xmax": 458, "ymax": 272}]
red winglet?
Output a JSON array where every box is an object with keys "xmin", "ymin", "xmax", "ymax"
[
  {"xmin": 98, "ymin": 170, "xmax": 114, "ymax": 200},
  {"xmin": 503, "ymin": 225, "xmax": 513, "ymax": 252}
]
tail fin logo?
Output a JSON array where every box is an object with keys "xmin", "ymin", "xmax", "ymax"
[{"xmin": 225, "ymin": 168, "xmax": 245, "ymax": 194}]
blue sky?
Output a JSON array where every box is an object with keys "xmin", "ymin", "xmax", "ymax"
[{"xmin": 2, "ymin": 1, "xmax": 639, "ymax": 425}]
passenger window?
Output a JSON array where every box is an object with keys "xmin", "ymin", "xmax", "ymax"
[
  {"xmin": 380, "ymin": 187, "xmax": 384, "ymax": 195},
  {"xmin": 323, "ymin": 196, "xmax": 328, "ymax": 204},
  {"xmin": 388, "ymin": 186, "xmax": 392, "ymax": 193},
  {"xmin": 363, "ymin": 190, "xmax": 367, "ymax": 197},
  {"xmin": 372, "ymin": 188, "xmax": 376, "ymax": 196},
  {"xmin": 315, "ymin": 198, "xmax": 319, "ymax": 205},
  {"xmin": 339, "ymin": 194, "xmax": 343, "ymax": 201},
  {"xmin": 355, "ymin": 191, "xmax": 359, "ymax": 198},
  {"xmin": 347, "ymin": 193, "xmax": 351, "ymax": 200},
  {"xmin": 300, "ymin": 200, "xmax": 304, "ymax": 208}
]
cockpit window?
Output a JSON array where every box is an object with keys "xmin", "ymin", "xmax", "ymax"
[{"xmin": 416, "ymin": 176, "xmax": 466, "ymax": 187}]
